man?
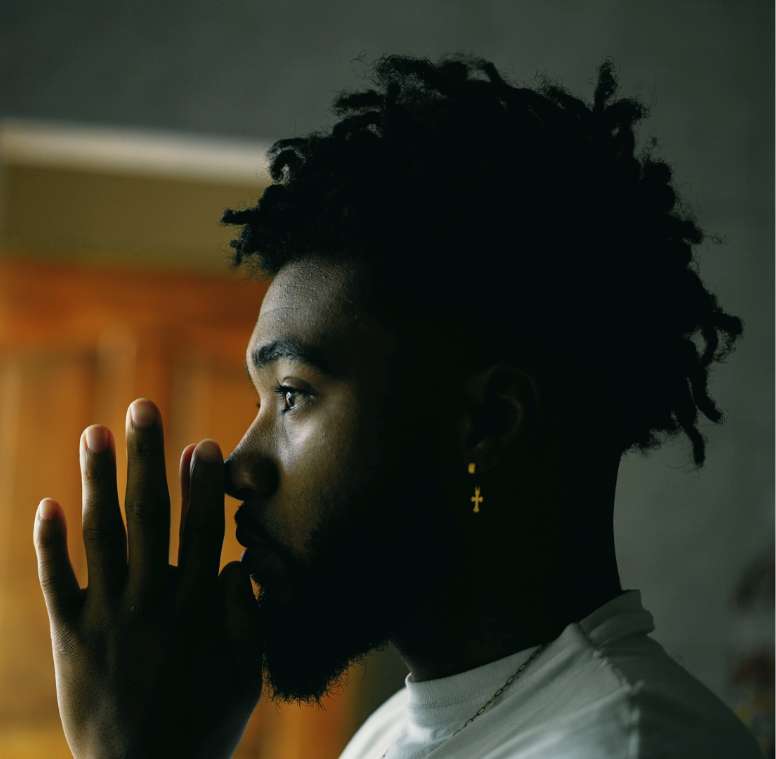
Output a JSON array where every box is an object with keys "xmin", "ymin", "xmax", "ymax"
[{"xmin": 33, "ymin": 54, "xmax": 763, "ymax": 757}]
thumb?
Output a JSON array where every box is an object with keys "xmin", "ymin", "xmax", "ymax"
[{"xmin": 219, "ymin": 562, "xmax": 263, "ymax": 677}]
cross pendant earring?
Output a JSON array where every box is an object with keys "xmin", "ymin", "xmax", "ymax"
[{"xmin": 467, "ymin": 462, "xmax": 484, "ymax": 513}]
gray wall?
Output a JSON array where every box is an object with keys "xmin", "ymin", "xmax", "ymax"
[{"xmin": 3, "ymin": 0, "xmax": 772, "ymax": 718}]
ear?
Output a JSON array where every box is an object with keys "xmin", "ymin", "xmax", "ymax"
[{"xmin": 458, "ymin": 362, "xmax": 541, "ymax": 473}]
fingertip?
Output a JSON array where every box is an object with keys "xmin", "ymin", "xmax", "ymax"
[
  {"xmin": 37, "ymin": 498, "xmax": 61, "ymax": 522},
  {"xmin": 195, "ymin": 439, "xmax": 222, "ymax": 464},
  {"xmin": 33, "ymin": 499, "xmax": 65, "ymax": 549}
]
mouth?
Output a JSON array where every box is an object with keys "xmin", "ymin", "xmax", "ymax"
[
  {"xmin": 234, "ymin": 505, "xmax": 268, "ymax": 548},
  {"xmin": 235, "ymin": 523, "xmax": 267, "ymax": 550},
  {"xmin": 235, "ymin": 508, "xmax": 287, "ymax": 585}
]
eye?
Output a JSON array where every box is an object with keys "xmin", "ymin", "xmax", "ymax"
[
  {"xmin": 254, "ymin": 384, "xmax": 313, "ymax": 416},
  {"xmin": 272, "ymin": 384, "xmax": 309, "ymax": 414}
]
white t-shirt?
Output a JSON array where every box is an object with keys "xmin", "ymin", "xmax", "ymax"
[{"xmin": 340, "ymin": 590, "xmax": 763, "ymax": 759}]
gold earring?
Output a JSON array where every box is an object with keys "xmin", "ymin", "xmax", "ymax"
[{"xmin": 467, "ymin": 461, "xmax": 484, "ymax": 513}]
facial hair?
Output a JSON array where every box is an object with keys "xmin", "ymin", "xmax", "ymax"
[{"xmin": 253, "ymin": 462, "xmax": 455, "ymax": 706}]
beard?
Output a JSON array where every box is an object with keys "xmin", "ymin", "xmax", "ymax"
[{"xmin": 248, "ymin": 461, "xmax": 457, "ymax": 706}]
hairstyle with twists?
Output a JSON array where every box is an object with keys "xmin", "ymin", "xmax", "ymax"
[{"xmin": 222, "ymin": 53, "xmax": 743, "ymax": 469}]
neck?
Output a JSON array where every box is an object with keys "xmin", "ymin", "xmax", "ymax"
[
  {"xmin": 391, "ymin": 445, "xmax": 622, "ymax": 683},
  {"xmin": 392, "ymin": 556, "xmax": 622, "ymax": 683}
]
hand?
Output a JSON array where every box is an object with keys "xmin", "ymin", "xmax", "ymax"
[{"xmin": 32, "ymin": 398, "xmax": 263, "ymax": 759}]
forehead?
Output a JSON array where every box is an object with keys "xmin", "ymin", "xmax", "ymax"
[
  {"xmin": 249, "ymin": 257, "xmax": 391, "ymax": 374},
  {"xmin": 259, "ymin": 257, "xmax": 358, "ymax": 327}
]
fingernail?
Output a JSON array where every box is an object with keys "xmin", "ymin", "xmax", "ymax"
[
  {"xmin": 85, "ymin": 425, "xmax": 107, "ymax": 453},
  {"xmin": 196, "ymin": 440, "xmax": 221, "ymax": 463},
  {"xmin": 130, "ymin": 399, "xmax": 157, "ymax": 427},
  {"xmin": 38, "ymin": 498, "xmax": 59, "ymax": 521}
]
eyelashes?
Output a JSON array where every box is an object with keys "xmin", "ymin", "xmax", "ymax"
[{"xmin": 255, "ymin": 384, "xmax": 311, "ymax": 415}]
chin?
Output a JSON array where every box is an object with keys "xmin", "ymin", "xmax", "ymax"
[{"xmin": 255, "ymin": 573, "xmax": 392, "ymax": 706}]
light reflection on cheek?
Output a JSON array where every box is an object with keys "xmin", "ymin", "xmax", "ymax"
[
  {"xmin": 287, "ymin": 396, "xmax": 362, "ymax": 470},
  {"xmin": 289, "ymin": 421, "xmax": 330, "ymax": 454}
]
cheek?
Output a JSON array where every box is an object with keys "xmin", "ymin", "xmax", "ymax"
[{"xmin": 273, "ymin": 399, "xmax": 365, "ymax": 551}]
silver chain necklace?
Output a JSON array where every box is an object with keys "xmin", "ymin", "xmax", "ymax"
[{"xmin": 379, "ymin": 642, "xmax": 548, "ymax": 759}]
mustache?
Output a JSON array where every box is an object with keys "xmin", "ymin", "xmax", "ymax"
[{"xmin": 235, "ymin": 506, "xmax": 272, "ymax": 542}]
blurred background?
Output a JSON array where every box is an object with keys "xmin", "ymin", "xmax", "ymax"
[{"xmin": 0, "ymin": 1, "xmax": 773, "ymax": 757}]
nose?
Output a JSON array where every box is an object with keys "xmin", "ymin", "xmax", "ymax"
[{"xmin": 224, "ymin": 450, "xmax": 278, "ymax": 502}]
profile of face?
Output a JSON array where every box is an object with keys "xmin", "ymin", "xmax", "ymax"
[{"xmin": 224, "ymin": 257, "xmax": 465, "ymax": 704}]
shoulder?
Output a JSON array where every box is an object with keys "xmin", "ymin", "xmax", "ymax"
[
  {"xmin": 576, "ymin": 632, "xmax": 764, "ymax": 758},
  {"xmin": 486, "ymin": 629, "xmax": 763, "ymax": 759}
]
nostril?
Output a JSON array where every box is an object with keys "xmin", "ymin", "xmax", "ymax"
[
  {"xmin": 223, "ymin": 455, "xmax": 248, "ymax": 500},
  {"xmin": 224, "ymin": 453, "xmax": 279, "ymax": 500}
]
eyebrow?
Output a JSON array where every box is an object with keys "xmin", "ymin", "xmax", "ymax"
[{"xmin": 247, "ymin": 338, "xmax": 334, "ymax": 377}]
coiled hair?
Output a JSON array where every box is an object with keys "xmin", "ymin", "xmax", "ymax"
[{"xmin": 223, "ymin": 53, "xmax": 743, "ymax": 468}]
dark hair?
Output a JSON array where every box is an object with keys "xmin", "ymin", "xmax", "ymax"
[{"xmin": 222, "ymin": 53, "xmax": 743, "ymax": 468}]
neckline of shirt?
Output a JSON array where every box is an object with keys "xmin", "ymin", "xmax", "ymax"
[{"xmin": 403, "ymin": 588, "xmax": 652, "ymax": 727}]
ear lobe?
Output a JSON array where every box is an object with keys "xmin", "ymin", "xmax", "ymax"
[{"xmin": 458, "ymin": 362, "xmax": 540, "ymax": 472}]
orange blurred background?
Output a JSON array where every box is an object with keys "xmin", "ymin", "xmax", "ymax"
[{"xmin": 0, "ymin": 123, "xmax": 405, "ymax": 757}]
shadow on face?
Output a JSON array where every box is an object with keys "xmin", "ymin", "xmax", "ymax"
[{"xmin": 225, "ymin": 257, "xmax": 462, "ymax": 703}]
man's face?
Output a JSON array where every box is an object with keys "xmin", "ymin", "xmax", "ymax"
[{"xmin": 224, "ymin": 257, "xmax": 462, "ymax": 704}]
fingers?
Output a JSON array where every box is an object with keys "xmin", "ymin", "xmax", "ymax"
[
  {"xmin": 33, "ymin": 498, "xmax": 82, "ymax": 627},
  {"xmin": 124, "ymin": 399, "xmax": 171, "ymax": 603},
  {"xmin": 177, "ymin": 440, "xmax": 224, "ymax": 610},
  {"xmin": 177, "ymin": 443, "xmax": 197, "ymax": 566},
  {"xmin": 80, "ymin": 425, "xmax": 127, "ymax": 602}
]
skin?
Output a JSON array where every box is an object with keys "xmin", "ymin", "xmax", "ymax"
[
  {"xmin": 33, "ymin": 254, "xmax": 623, "ymax": 756},
  {"xmin": 33, "ymin": 411, "xmax": 261, "ymax": 758}
]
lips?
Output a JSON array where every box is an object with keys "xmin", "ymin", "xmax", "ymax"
[
  {"xmin": 234, "ymin": 505, "xmax": 268, "ymax": 547},
  {"xmin": 235, "ymin": 523, "xmax": 269, "ymax": 550},
  {"xmin": 235, "ymin": 526, "xmax": 281, "ymax": 572},
  {"xmin": 234, "ymin": 507, "xmax": 286, "ymax": 585}
]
